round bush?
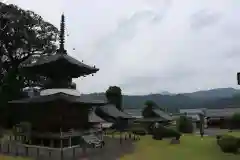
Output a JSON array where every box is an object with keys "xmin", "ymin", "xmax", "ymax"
[
  {"xmin": 218, "ymin": 135, "xmax": 239, "ymax": 153},
  {"xmin": 132, "ymin": 129, "xmax": 147, "ymax": 136},
  {"xmin": 216, "ymin": 135, "xmax": 223, "ymax": 145},
  {"xmin": 152, "ymin": 124, "xmax": 181, "ymax": 140},
  {"xmin": 216, "ymin": 135, "xmax": 222, "ymax": 140},
  {"xmin": 176, "ymin": 116, "xmax": 194, "ymax": 133}
]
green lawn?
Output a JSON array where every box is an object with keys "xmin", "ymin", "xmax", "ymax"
[
  {"xmin": 121, "ymin": 133, "xmax": 240, "ymax": 160},
  {"xmin": 226, "ymin": 131, "xmax": 240, "ymax": 137},
  {"xmin": 0, "ymin": 156, "xmax": 31, "ymax": 160},
  {"xmin": 1, "ymin": 132, "xmax": 240, "ymax": 160}
]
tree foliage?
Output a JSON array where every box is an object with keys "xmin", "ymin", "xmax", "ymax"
[
  {"xmin": 152, "ymin": 124, "xmax": 181, "ymax": 140},
  {"xmin": 105, "ymin": 86, "xmax": 123, "ymax": 111},
  {"xmin": 142, "ymin": 100, "xmax": 159, "ymax": 118},
  {"xmin": 176, "ymin": 115, "xmax": 194, "ymax": 133},
  {"xmin": 144, "ymin": 100, "xmax": 156, "ymax": 108},
  {"xmin": 0, "ymin": 2, "xmax": 59, "ymax": 103},
  {"xmin": 230, "ymin": 113, "xmax": 240, "ymax": 129}
]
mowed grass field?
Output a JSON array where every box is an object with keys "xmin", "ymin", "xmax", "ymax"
[
  {"xmin": 0, "ymin": 156, "xmax": 30, "ymax": 160},
  {"xmin": 120, "ymin": 132, "xmax": 240, "ymax": 160}
]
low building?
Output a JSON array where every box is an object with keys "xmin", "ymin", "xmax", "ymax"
[
  {"xmin": 179, "ymin": 108, "xmax": 206, "ymax": 116},
  {"xmin": 95, "ymin": 104, "xmax": 134, "ymax": 131},
  {"xmin": 124, "ymin": 108, "xmax": 173, "ymax": 121},
  {"xmin": 124, "ymin": 109, "xmax": 142, "ymax": 118},
  {"xmin": 205, "ymin": 108, "xmax": 240, "ymax": 128},
  {"xmin": 88, "ymin": 107, "xmax": 107, "ymax": 128}
]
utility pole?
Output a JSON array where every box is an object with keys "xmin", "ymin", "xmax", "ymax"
[{"xmin": 199, "ymin": 113, "xmax": 204, "ymax": 138}]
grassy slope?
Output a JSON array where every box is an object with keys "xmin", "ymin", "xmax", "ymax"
[{"xmin": 121, "ymin": 133, "xmax": 240, "ymax": 160}]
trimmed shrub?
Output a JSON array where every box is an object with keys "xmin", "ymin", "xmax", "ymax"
[
  {"xmin": 143, "ymin": 122, "xmax": 154, "ymax": 134},
  {"xmin": 218, "ymin": 135, "xmax": 239, "ymax": 153},
  {"xmin": 128, "ymin": 122, "xmax": 148, "ymax": 136},
  {"xmin": 176, "ymin": 116, "xmax": 194, "ymax": 133},
  {"xmin": 216, "ymin": 135, "xmax": 223, "ymax": 145},
  {"xmin": 131, "ymin": 127, "xmax": 147, "ymax": 136},
  {"xmin": 152, "ymin": 125, "xmax": 181, "ymax": 140},
  {"xmin": 216, "ymin": 135, "xmax": 222, "ymax": 140},
  {"xmin": 230, "ymin": 113, "xmax": 240, "ymax": 129},
  {"xmin": 130, "ymin": 122, "xmax": 152, "ymax": 134},
  {"xmin": 133, "ymin": 130, "xmax": 147, "ymax": 136}
]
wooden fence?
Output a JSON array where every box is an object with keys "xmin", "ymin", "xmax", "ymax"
[{"xmin": 0, "ymin": 138, "xmax": 94, "ymax": 160}]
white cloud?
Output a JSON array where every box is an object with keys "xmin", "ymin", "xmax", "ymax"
[{"xmin": 7, "ymin": 0, "xmax": 240, "ymax": 94}]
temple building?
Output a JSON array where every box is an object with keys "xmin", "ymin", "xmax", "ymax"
[{"xmin": 8, "ymin": 14, "xmax": 106, "ymax": 148}]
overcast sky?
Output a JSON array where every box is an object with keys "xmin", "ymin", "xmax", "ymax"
[{"xmin": 5, "ymin": 0, "xmax": 240, "ymax": 95}]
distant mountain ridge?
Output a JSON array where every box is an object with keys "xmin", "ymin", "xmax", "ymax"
[
  {"xmin": 183, "ymin": 88, "xmax": 240, "ymax": 99},
  {"xmin": 81, "ymin": 88, "xmax": 240, "ymax": 112},
  {"xmin": 160, "ymin": 91, "xmax": 174, "ymax": 95}
]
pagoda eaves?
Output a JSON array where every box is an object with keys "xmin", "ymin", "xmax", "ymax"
[
  {"xmin": 20, "ymin": 14, "xmax": 98, "ymax": 78},
  {"xmin": 20, "ymin": 54, "xmax": 99, "ymax": 78}
]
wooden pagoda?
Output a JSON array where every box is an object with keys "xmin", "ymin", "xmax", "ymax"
[{"xmin": 8, "ymin": 14, "xmax": 106, "ymax": 148}]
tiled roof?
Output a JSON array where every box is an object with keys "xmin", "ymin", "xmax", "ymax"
[
  {"xmin": 206, "ymin": 108, "xmax": 240, "ymax": 118},
  {"xmin": 8, "ymin": 92, "xmax": 107, "ymax": 105},
  {"xmin": 124, "ymin": 108, "xmax": 172, "ymax": 121},
  {"xmin": 88, "ymin": 107, "xmax": 106, "ymax": 123},
  {"xmin": 179, "ymin": 108, "xmax": 206, "ymax": 115},
  {"xmin": 124, "ymin": 109, "xmax": 142, "ymax": 118},
  {"xmin": 95, "ymin": 104, "xmax": 133, "ymax": 120},
  {"xmin": 153, "ymin": 109, "xmax": 173, "ymax": 121},
  {"xmin": 20, "ymin": 54, "xmax": 99, "ymax": 78},
  {"xmin": 134, "ymin": 117, "xmax": 165, "ymax": 122}
]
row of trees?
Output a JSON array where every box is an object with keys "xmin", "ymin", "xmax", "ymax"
[{"xmin": 105, "ymin": 88, "xmax": 170, "ymax": 115}]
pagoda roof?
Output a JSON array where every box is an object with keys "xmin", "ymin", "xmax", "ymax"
[
  {"xmin": 8, "ymin": 92, "xmax": 106, "ymax": 105},
  {"xmin": 19, "ymin": 14, "xmax": 99, "ymax": 78},
  {"xmin": 20, "ymin": 54, "xmax": 99, "ymax": 78}
]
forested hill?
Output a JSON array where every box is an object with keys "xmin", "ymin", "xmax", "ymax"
[
  {"xmin": 183, "ymin": 88, "xmax": 240, "ymax": 100},
  {"xmin": 82, "ymin": 88, "xmax": 240, "ymax": 112}
]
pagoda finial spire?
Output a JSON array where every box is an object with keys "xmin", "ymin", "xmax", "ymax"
[{"xmin": 59, "ymin": 13, "xmax": 66, "ymax": 54}]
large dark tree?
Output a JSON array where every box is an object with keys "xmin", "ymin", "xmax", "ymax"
[
  {"xmin": 142, "ymin": 100, "xmax": 159, "ymax": 118},
  {"xmin": 0, "ymin": 2, "xmax": 59, "ymax": 104},
  {"xmin": 105, "ymin": 86, "xmax": 123, "ymax": 111}
]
